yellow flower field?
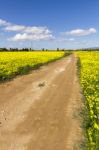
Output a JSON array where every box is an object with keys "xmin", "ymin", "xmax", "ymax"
[
  {"xmin": 0, "ymin": 51, "xmax": 66, "ymax": 80},
  {"xmin": 77, "ymin": 51, "xmax": 99, "ymax": 150}
]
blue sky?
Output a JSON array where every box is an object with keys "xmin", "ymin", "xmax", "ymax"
[{"xmin": 0, "ymin": 0, "xmax": 99, "ymax": 49}]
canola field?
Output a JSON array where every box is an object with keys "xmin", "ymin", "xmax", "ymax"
[
  {"xmin": 0, "ymin": 51, "xmax": 66, "ymax": 81},
  {"xmin": 0, "ymin": 50, "xmax": 98, "ymax": 149},
  {"xmin": 77, "ymin": 51, "xmax": 99, "ymax": 150}
]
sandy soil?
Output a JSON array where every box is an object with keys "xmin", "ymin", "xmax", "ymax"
[{"xmin": 0, "ymin": 55, "xmax": 83, "ymax": 150}]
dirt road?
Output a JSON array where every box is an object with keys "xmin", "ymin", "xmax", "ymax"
[{"xmin": 0, "ymin": 55, "xmax": 83, "ymax": 150}]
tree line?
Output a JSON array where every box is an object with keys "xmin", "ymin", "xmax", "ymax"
[
  {"xmin": 0, "ymin": 48, "xmax": 66, "ymax": 52},
  {"xmin": 0, "ymin": 48, "xmax": 98, "ymax": 52}
]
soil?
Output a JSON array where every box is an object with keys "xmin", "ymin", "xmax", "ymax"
[{"xmin": 0, "ymin": 54, "xmax": 83, "ymax": 150}]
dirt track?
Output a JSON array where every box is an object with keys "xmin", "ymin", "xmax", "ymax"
[{"xmin": 0, "ymin": 55, "xmax": 83, "ymax": 150}]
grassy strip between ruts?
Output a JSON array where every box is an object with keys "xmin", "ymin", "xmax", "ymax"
[{"xmin": 0, "ymin": 51, "xmax": 71, "ymax": 82}]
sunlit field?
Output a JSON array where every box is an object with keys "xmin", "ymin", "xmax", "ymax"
[
  {"xmin": 0, "ymin": 51, "xmax": 67, "ymax": 80},
  {"xmin": 0, "ymin": 50, "xmax": 99, "ymax": 150},
  {"xmin": 77, "ymin": 51, "xmax": 99, "ymax": 149}
]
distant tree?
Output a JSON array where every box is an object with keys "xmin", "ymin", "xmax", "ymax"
[
  {"xmin": 0, "ymin": 48, "xmax": 8, "ymax": 51},
  {"xmin": 57, "ymin": 48, "xmax": 59, "ymax": 51},
  {"xmin": 42, "ymin": 48, "xmax": 45, "ymax": 51}
]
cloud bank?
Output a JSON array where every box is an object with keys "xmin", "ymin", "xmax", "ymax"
[
  {"xmin": 0, "ymin": 19, "xmax": 54, "ymax": 41},
  {"xmin": 0, "ymin": 19, "xmax": 97, "ymax": 45},
  {"xmin": 64, "ymin": 28, "xmax": 96, "ymax": 36}
]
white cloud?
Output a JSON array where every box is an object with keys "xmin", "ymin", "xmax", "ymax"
[
  {"xmin": 0, "ymin": 19, "xmax": 8, "ymax": 26},
  {"xmin": 9, "ymin": 33, "xmax": 54, "ymax": 41},
  {"xmin": 0, "ymin": 19, "xmax": 10, "ymax": 26},
  {"xmin": 4, "ymin": 24, "xmax": 51, "ymax": 35},
  {"xmin": 23, "ymin": 27, "xmax": 51, "ymax": 34},
  {"xmin": 5, "ymin": 25, "xmax": 26, "ymax": 31},
  {"xmin": 0, "ymin": 19, "xmax": 54, "ymax": 41},
  {"xmin": 64, "ymin": 28, "xmax": 96, "ymax": 36}
]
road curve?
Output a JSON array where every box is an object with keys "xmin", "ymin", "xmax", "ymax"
[{"xmin": 0, "ymin": 55, "xmax": 83, "ymax": 150}]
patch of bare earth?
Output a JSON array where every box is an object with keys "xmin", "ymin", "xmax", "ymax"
[{"xmin": 0, "ymin": 55, "xmax": 83, "ymax": 150}]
